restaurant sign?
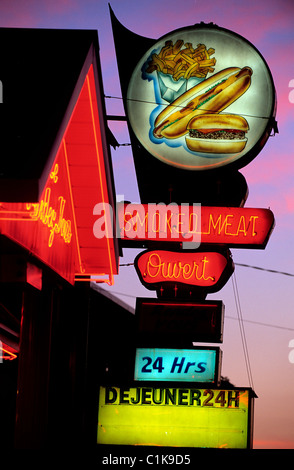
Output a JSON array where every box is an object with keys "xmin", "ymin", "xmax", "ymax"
[
  {"xmin": 135, "ymin": 249, "xmax": 233, "ymax": 293},
  {"xmin": 118, "ymin": 203, "xmax": 274, "ymax": 248},
  {"xmin": 135, "ymin": 298, "xmax": 224, "ymax": 344},
  {"xmin": 126, "ymin": 24, "xmax": 276, "ymax": 172},
  {"xmin": 134, "ymin": 347, "xmax": 221, "ymax": 383},
  {"xmin": 98, "ymin": 385, "xmax": 254, "ymax": 448},
  {"xmin": 0, "ymin": 65, "xmax": 119, "ymax": 285}
]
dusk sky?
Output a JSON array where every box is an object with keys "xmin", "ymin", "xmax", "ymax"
[{"xmin": 1, "ymin": 0, "xmax": 294, "ymax": 449}]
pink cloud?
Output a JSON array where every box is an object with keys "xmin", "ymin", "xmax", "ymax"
[
  {"xmin": 285, "ymin": 191, "xmax": 294, "ymax": 213},
  {"xmin": 254, "ymin": 439, "xmax": 294, "ymax": 449},
  {"xmin": 0, "ymin": 0, "xmax": 81, "ymax": 28}
]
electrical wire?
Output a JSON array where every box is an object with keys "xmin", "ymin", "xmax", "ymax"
[
  {"xmin": 105, "ymin": 94, "xmax": 274, "ymax": 121},
  {"xmin": 231, "ymin": 271, "xmax": 254, "ymax": 389},
  {"xmin": 224, "ymin": 316, "xmax": 294, "ymax": 332},
  {"xmin": 114, "ymin": 260, "xmax": 294, "ymax": 344},
  {"xmin": 102, "ymin": 288, "xmax": 294, "ymax": 332},
  {"xmin": 235, "ymin": 263, "xmax": 294, "ymax": 277},
  {"xmin": 121, "ymin": 261, "xmax": 294, "ymax": 278}
]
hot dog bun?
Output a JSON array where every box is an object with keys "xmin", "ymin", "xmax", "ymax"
[
  {"xmin": 153, "ymin": 66, "xmax": 252, "ymax": 139},
  {"xmin": 185, "ymin": 113, "xmax": 249, "ymax": 154}
]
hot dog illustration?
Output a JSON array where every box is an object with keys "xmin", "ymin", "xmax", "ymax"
[
  {"xmin": 153, "ymin": 66, "xmax": 252, "ymax": 139},
  {"xmin": 185, "ymin": 113, "xmax": 249, "ymax": 154}
]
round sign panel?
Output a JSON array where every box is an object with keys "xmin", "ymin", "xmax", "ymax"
[{"xmin": 127, "ymin": 25, "xmax": 276, "ymax": 171}]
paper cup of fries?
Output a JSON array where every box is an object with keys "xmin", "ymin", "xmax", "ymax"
[
  {"xmin": 146, "ymin": 39, "xmax": 216, "ymax": 103},
  {"xmin": 157, "ymin": 71, "xmax": 204, "ymax": 102}
]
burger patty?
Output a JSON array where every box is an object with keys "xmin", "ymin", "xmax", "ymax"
[{"xmin": 189, "ymin": 129, "xmax": 246, "ymax": 140}]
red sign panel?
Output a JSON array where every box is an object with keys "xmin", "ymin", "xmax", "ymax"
[
  {"xmin": 135, "ymin": 249, "xmax": 233, "ymax": 292},
  {"xmin": 0, "ymin": 64, "xmax": 119, "ymax": 284},
  {"xmin": 118, "ymin": 203, "xmax": 274, "ymax": 248},
  {"xmin": 0, "ymin": 148, "xmax": 76, "ymax": 283}
]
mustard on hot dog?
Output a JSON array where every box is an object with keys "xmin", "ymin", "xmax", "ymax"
[{"xmin": 153, "ymin": 66, "xmax": 252, "ymax": 139}]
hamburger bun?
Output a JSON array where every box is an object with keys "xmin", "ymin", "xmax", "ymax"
[{"xmin": 185, "ymin": 113, "xmax": 249, "ymax": 154}]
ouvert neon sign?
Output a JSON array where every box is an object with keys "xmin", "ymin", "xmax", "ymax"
[{"xmin": 135, "ymin": 250, "xmax": 232, "ymax": 288}]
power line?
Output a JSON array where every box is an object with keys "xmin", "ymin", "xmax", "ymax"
[
  {"xmin": 225, "ymin": 315, "xmax": 294, "ymax": 332},
  {"xmin": 105, "ymin": 94, "xmax": 273, "ymax": 121},
  {"xmin": 121, "ymin": 261, "xmax": 294, "ymax": 278},
  {"xmin": 115, "ymin": 260, "xmax": 294, "ymax": 337},
  {"xmin": 231, "ymin": 272, "xmax": 254, "ymax": 389},
  {"xmin": 101, "ymin": 289, "xmax": 294, "ymax": 332},
  {"xmin": 235, "ymin": 263, "xmax": 294, "ymax": 277}
]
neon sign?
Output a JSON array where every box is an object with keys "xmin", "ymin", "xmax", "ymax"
[
  {"xmin": 118, "ymin": 203, "xmax": 274, "ymax": 248},
  {"xmin": 0, "ymin": 341, "xmax": 17, "ymax": 361},
  {"xmin": 135, "ymin": 249, "xmax": 233, "ymax": 290},
  {"xmin": 0, "ymin": 64, "xmax": 119, "ymax": 284},
  {"xmin": 26, "ymin": 165, "xmax": 72, "ymax": 248},
  {"xmin": 117, "ymin": 201, "xmax": 201, "ymax": 245}
]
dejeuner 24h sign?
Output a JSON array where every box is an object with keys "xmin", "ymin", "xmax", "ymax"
[
  {"xmin": 127, "ymin": 25, "xmax": 275, "ymax": 171},
  {"xmin": 98, "ymin": 386, "xmax": 253, "ymax": 448}
]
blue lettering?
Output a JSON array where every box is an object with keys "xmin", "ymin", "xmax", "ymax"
[
  {"xmin": 170, "ymin": 357, "xmax": 185, "ymax": 373},
  {"xmin": 195, "ymin": 362, "xmax": 207, "ymax": 373},
  {"xmin": 184, "ymin": 361, "xmax": 196, "ymax": 373}
]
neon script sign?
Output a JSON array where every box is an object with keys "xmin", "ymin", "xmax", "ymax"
[
  {"xmin": 118, "ymin": 203, "xmax": 274, "ymax": 248},
  {"xmin": 135, "ymin": 250, "xmax": 233, "ymax": 289},
  {"xmin": 26, "ymin": 164, "xmax": 72, "ymax": 248}
]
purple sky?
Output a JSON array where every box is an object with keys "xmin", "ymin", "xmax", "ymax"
[{"xmin": 1, "ymin": 0, "xmax": 294, "ymax": 449}]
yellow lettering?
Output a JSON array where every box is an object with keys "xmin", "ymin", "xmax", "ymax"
[
  {"xmin": 208, "ymin": 214, "xmax": 227, "ymax": 235},
  {"xmin": 188, "ymin": 212, "xmax": 199, "ymax": 234},
  {"xmin": 152, "ymin": 212, "xmax": 160, "ymax": 233},
  {"xmin": 224, "ymin": 214, "xmax": 234, "ymax": 235},
  {"xmin": 26, "ymin": 166, "xmax": 72, "ymax": 247},
  {"xmin": 146, "ymin": 253, "xmax": 161, "ymax": 278},
  {"xmin": 135, "ymin": 211, "xmax": 148, "ymax": 232},
  {"xmin": 250, "ymin": 216, "xmax": 258, "ymax": 236},
  {"xmin": 123, "ymin": 212, "xmax": 134, "ymax": 232},
  {"xmin": 236, "ymin": 215, "xmax": 247, "ymax": 236},
  {"xmin": 146, "ymin": 253, "xmax": 214, "ymax": 283}
]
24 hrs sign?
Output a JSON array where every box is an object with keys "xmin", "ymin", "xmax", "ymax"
[{"xmin": 134, "ymin": 347, "xmax": 221, "ymax": 383}]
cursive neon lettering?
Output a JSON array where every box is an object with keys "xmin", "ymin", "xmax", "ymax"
[
  {"xmin": 146, "ymin": 253, "xmax": 214, "ymax": 282},
  {"xmin": 27, "ymin": 188, "xmax": 72, "ymax": 247}
]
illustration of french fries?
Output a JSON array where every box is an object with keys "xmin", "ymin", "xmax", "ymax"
[{"xmin": 146, "ymin": 39, "xmax": 216, "ymax": 81}]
